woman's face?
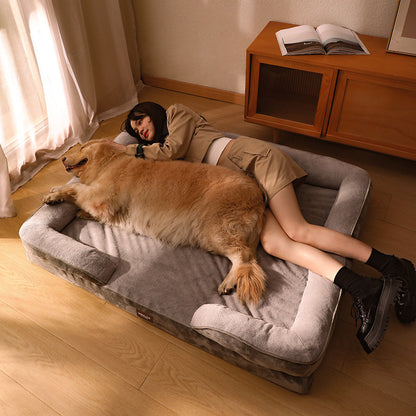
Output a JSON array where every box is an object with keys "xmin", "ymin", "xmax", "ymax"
[{"xmin": 130, "ymin": 115, "xmax": 155, "ymax": 142}]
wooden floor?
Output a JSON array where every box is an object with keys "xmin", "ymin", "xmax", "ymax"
[{"xmin": 1, "ymin": 86, "xmax": 415, "ymax": 415}]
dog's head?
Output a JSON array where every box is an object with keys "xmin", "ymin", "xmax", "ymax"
[{"xmin": 62, "ymin": 139, "xmax": 124, "ymax": 179}]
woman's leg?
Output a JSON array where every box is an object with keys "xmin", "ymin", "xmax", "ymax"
[
  {"xmin": 260, "ymin": 184, "xmax": 403, "ymax": 354},
  {"xmin": 260, "ymin": 209, "xmax": 343, "ymax": 282},
  {"xmin": 266, "ymin": 184, "xmax": 415, "ymax": 318},
  {"xmin": 267, "ymin": 183, "xmax": 373, "ymax": 264}
]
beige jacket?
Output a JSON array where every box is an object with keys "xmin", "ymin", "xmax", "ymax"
[{"xmin": 126, "ymin": 103, "xmax": 224, "ymax": 162}]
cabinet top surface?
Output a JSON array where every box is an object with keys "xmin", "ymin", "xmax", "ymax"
[{"xmin": 248, "ymin": 21, "xmax": 416, "ymax": 81}]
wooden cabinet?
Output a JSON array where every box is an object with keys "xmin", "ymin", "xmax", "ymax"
[{"xmin": 245, "ymin": 22, "xmax": 416, "ymax": 160}]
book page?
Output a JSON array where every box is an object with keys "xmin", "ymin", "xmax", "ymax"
[
  {"xmin": 279, "ymin": 25, "xmax": 321, "ymax": 44},
  {"xmin": 276, "ymin": 25, "xmax": 324, "ymax": 55},
  {"xmin": 316, "ymin": 24, "xmax": 359, "ymax": 46},
  {"xmin": 316, "ymin": 23, "xmax": 369, "ymax": 54}
]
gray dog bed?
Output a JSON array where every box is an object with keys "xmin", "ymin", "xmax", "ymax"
[{"xmin": 19, "ymin": 133, "xmax": 371, "ymax": 394}]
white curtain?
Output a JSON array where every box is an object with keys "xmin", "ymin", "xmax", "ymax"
[
  {"xmin": 0, "ymin": 147, "xmax": 16, "ymax": 217},
  {"xmin": 0, "ymin": 0, "xmax": 141, "ymax": 218}
]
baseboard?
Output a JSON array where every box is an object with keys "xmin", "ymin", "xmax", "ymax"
[{"xmin": 142, "ymin": 75, "xmax": 245, "ymax": 105}]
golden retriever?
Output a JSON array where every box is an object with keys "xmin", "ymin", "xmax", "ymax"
[{"xmin": 43, "ymin": 139, "xmax": 266, "ymax": 304}]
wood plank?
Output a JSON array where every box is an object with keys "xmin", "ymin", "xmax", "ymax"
[
  {"xmin": 341, "ymin": 330, "xmax": 416, "ymax": 408},
  {"xmin": 0, "ymin": 301, "xmax": 175, "ymax": 416},
  {"xmin": 141, "ymin": 344, "xmax": 302, "ymax": 416},
  {"xmin": 142, "ymin": 343, "xmax": 415, "ymax": 416},
  {"xmin": 385, "ymin": 192, "xmax": 416, "ymax": 232},
  {"xmin": 357, "ymin": 216, "xmax": 416, "ymax": 262},
  {"xmin": 0, "ymin": 246, "xmax": 169, "ymax": 388},
  {"xmin": 310, "ymin": 365, "xmax": 414, "ymax": 416},
  {"xmin": 0, "ymin": 369, "xmax": 60, "ymax": 416}
]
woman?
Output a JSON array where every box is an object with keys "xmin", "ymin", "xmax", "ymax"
[{"xmin": 115, "ymin": 101, "xmax": 415, "ymax": 353}]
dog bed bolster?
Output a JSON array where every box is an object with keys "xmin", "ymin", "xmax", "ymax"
[
  {"xmin": 191, "ymin": 271, "xmax": 340, "ymax": 375},
  {"xmin": 19, "ymin": 202, "xmax": 117, "ymax": 285}
]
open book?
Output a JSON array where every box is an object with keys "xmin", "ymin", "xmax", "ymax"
[{"xmin": 276, "ymin": 24, "xmax": 369, "ymax": 56}]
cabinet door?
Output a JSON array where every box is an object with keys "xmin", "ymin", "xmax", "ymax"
[
  {"xmin": 327, "ymin": 71, "xmax": 416, "ymax": 160},
  {"xmin": 245, "ymin": 55, "xmax": 336, "ymax": 138}
]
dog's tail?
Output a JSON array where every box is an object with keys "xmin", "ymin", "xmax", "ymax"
[{"xmin": 236, "ymin": 260, "xmax": 267, "ymax": 305}]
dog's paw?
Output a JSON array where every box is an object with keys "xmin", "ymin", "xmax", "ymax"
[
  {"xmin": 217, "ymin": 281, "xmax": 237, "ymax": 296},
  {"xmin": 43, "ymin": 192, "xmax": 64, "ymax": 205}
]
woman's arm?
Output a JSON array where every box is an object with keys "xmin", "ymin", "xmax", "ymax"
[{"xmin": 142, "ymin": 104, "xmax": 198, "ymax": 161}]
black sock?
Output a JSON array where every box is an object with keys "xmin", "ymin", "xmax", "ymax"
[
  {"xmin": 366, "ymin": 248, "xmax": 399, "ymax": 275},
  {"xmin": 334, "ymin": 266, "xmax": 380, "ymax": 299}
]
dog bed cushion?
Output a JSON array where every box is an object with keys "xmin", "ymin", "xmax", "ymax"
[{"xmin": 19, "ymin": 132, "xmax": 371, "ymax": 393}]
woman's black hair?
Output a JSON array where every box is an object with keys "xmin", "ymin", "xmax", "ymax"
[{"xmin": 121, "ymin": 101, "xmax": 168, "ymax": 145}]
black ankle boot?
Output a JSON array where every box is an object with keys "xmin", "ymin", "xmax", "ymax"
[
  {"xmin": 353, "ymin": 277, "xmax": 401, "ymax": 353},
  {"xmin": 383, "ymin": 257, "xmax": 416, "ymax": 323}
]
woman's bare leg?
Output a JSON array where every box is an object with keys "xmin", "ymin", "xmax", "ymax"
[
  {"xmin": 260, "ymin": 209, "xmax": 343, "ymax": 282},
  {"xmin": 259, "ymin": 184, "xmax": 412, "ymax": 353},
  {"xmin": 267, "ymin": 184, "xmax": 372, "ymax": 264}
]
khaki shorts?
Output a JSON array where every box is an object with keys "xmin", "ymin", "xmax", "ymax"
[{"xmin": 217, "ymin": 136, "xmax": 307, "ymax": 202}]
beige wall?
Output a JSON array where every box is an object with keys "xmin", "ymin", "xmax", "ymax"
[{"xmin": 133, "ymin": 0, "xmax": 398, "ymax": 95}]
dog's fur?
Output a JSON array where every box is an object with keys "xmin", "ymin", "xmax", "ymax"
[{"xmin": 43, "ymin": 139, "xmax": 267, "ymax": 304}]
